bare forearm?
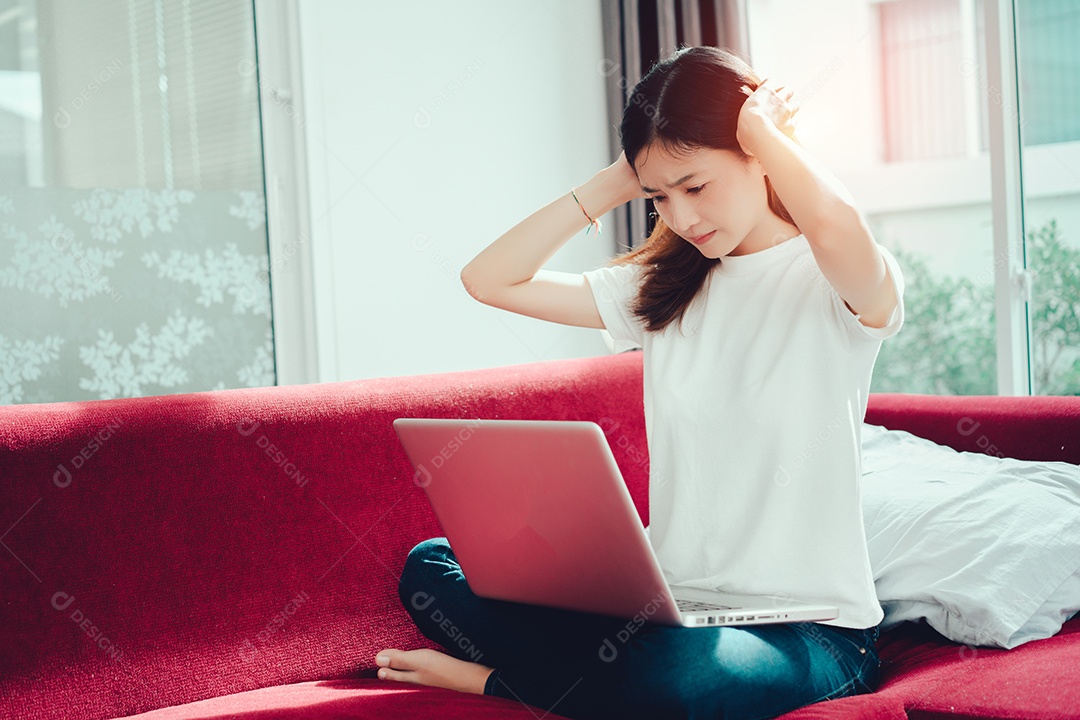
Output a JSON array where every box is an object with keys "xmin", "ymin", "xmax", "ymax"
[
  {"xmin": 461, "ymin": 166, "xmax": 640, "ymax": 290},
  {"xmin": 741, "ymin": 121, "xmax": 868, "ymax": 246}
]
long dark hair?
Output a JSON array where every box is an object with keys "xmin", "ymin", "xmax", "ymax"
[{"xmin": 611, "ymin": 46, "xmax": 795, "ymax": 335}]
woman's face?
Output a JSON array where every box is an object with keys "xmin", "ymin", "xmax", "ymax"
[{"xmin": 634, "ymin": 141, "xmax": 773, "ymax": 258}]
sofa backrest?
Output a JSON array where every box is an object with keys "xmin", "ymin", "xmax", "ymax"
[
  {"xmin": 866, "ymin": 392, "xmax": 1080, "ymax": 465},
  {"xmin": 0, "ymin": 352, "xmax": 648, "ymax": 720}
]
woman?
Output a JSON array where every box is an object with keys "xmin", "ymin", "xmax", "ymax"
[{"xmin": 374, "ymin": 45, "xmax": 904, "ymax": 720}]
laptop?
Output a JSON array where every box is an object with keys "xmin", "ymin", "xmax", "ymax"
[{"xmin": 392, "ymin": 417, "xmax": 839, "ymax": 628}]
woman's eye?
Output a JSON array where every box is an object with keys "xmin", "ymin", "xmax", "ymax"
[
  {"xmin": 651, "ymin": 196, "xmax": 666, "ymax": 204},
  {"xmin": 687, "ymin": 185, "xmax": 704, "ymax": 195}
]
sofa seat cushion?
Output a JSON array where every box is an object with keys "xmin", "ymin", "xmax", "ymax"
[
  {"xmin": 120, "ymin": 677, "xmax": 911, "ymax": 720},
  {"xmin": 775, "ymin": 694, "xmax": 907, "ymax": 719},
  {"xmin": 121, "ymin": 678, "xmax": 574, "ymax": 719},
  {"xmin": 869, "ymin": 616, "xmax": 1080, "ymax": 719},
  {"xmin": 120, "ymin": 616, "xmax": 1080, "ymax": 720}
]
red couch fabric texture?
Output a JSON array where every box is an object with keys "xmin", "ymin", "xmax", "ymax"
[{"xmin": 1, "ymin": 351, "xmax": 1077, "ymax": 720}]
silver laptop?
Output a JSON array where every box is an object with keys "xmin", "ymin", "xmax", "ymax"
[{"xmin": 392, "ymin": 417, "xmax": 839, "ymax": 628}]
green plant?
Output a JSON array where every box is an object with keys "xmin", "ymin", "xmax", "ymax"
[
  {"xmin": 1028, "ymin": 218, "xmax": 1080, "ymax": 395},
  {"xmin": 870, "ymin": 218, "xmax": 1078, "ymax": 396}
]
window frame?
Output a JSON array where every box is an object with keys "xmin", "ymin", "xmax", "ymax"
[
  {"xmin": 984, "ymin": 0, "xmax": 1033, "ymax": 395},
  {"xmin": 252, "ymin": 0, "xmax": 321, "ymax": 386}
]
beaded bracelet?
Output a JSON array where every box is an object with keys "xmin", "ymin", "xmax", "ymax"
[{"xmin": 571, "ymin": 187, "xmax": 602, "ymax": 236}]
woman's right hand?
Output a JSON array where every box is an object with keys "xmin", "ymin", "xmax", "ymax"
[{"xmin": 605, "ymin": 150, "xmax": 646, "ymax": 204}]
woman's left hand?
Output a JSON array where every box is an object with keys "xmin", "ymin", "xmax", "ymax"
[{"xmin": 736, "ymin": 78, "xmax": 799, "ymax": 156}]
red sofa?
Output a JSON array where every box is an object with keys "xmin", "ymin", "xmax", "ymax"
[{"xmin": 2, "ymin": 351, "xmax": 1077, "ymax": 720}]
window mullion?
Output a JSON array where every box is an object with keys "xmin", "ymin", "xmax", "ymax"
[{"xmin": 984, "ymin": 0, "xmax": 1031, "ymax": 396}]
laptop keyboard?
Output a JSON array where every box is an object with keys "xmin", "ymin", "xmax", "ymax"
[{"xmin": 675, "ymin": 598, "xmax": 738, "ymax": 612}]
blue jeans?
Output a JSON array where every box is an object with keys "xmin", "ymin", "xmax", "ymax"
[{"xmin": 398, "ymin": 536, "xmax": 882, "ymax": 720}]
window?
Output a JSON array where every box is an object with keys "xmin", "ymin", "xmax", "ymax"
[
  {"xmin": 746, "ymin": 0, "xmax": 1080, "ymax": 396},
  {"xmin": 1017, "ymin": 0, "xmax": 1080, "ymax": 394},
  {"xmin": 0, "ymin": 0, "xmax": 274, "ymax": 404}
]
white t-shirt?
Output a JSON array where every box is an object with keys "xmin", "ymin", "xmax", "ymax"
[{"xmin": 582, "ymin": 233, "xmax": 905, "ymax": 629}]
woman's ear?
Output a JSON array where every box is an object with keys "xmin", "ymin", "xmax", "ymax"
[{"xmin": 746, "ymin": 154, "xmax": 767, "ymax": 177}]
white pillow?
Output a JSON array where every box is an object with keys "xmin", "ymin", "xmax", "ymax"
[
  {"xmin": 1012, "ymin": 567, "xmax": 1080, "ymax": 646},
  {"xmin": 860, "ymin": 422, "xmax": 1080, "ymax": 649}
]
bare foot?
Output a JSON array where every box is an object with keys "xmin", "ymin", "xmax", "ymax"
[{"xmin": 374, "ymin": 648, "xmax": 496, "ymax": 695}]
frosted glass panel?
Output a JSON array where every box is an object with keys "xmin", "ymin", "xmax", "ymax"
[{"xmin": 0, "ymin": 0, "xmax": 273, "ymax": 404}]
